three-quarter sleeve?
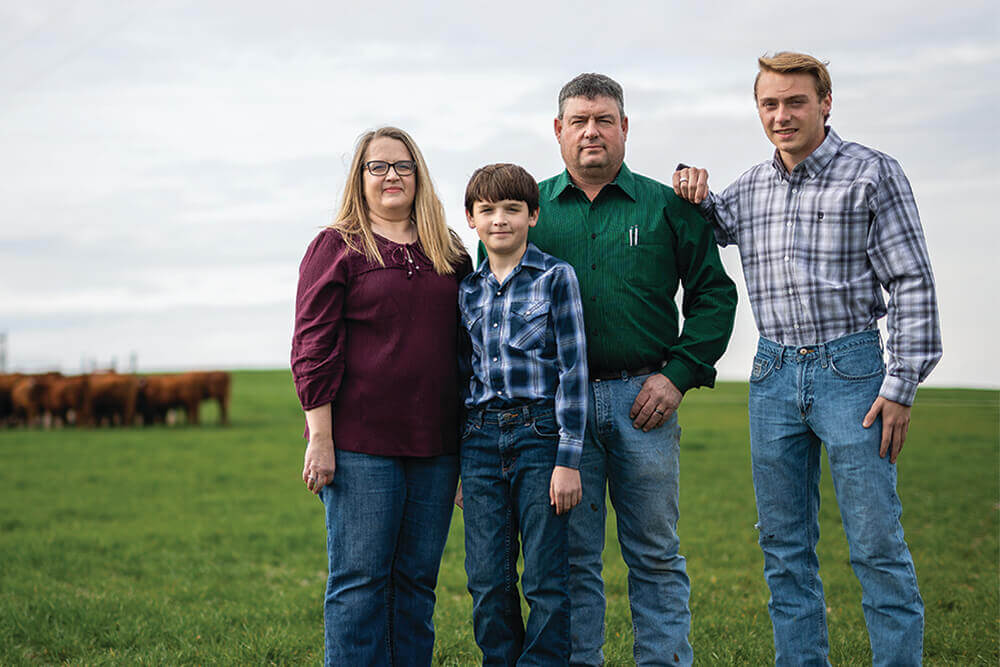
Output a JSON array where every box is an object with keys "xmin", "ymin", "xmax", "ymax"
[{"xmin": 291, "ymin": 230, "xmax": 350, "ymax": 410}]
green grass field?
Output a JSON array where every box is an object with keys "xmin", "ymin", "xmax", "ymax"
[{"xmin": 1, "ymin": 371, "xmax": 996, "ymax": 665}]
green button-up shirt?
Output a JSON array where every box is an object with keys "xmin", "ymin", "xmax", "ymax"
[{"xmin": 529, "ymin": 164, "xmax": 737, "ymax": 393}]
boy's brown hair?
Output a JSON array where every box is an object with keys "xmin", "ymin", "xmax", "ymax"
[{"xmin": 464, "ymin": 163, "xmax": 540, "ymax": 215}]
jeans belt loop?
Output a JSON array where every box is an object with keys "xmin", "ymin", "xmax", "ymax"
[
  {"xmin": 774, "ymin": 346, "xmax": 784, "ymax": 370},
  {"xmin": 819, "ymin": 342, "xmax": 829, "ymax": 369},
  {"xmin": 520, "ymin": 404, "xmax": 531, "ymax": 424}
]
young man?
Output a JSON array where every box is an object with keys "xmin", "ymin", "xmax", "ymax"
[
  {"xmin": 531, "ymin": 73, "xmax": 737, "ymax": 666},
  {"xmin": 674, "ymin": 52, "xmax": 942, "ymax": 665},
  {"xmin": 459, "ymin": 163, "xmax": 588, "ymax": 665}
]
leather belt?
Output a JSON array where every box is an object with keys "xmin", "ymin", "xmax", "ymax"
[{"xmin": 590, "ymin": 361, "xmax": 666, "ymax": 381}]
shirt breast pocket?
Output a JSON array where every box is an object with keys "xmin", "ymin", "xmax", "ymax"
[
  {"xmin": 464, "ymin": 312, "xmax": 485, "ymax": 355},
  {"xmin": 626, "ymin": 242, "xmax": 665, "ymax": 289},
  {"xmin": 508, "ymin": 301, "xmax": 550, "ymax": 351}
]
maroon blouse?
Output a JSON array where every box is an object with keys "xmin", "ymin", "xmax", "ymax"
[{"xmin": 291, "ymin": 228, "xmax": 470, "ymax": 457}]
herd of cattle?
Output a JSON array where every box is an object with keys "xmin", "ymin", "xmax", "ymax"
[{"xmin": 0, "ymin": 370, "xmax": 231, "ymax": 428}]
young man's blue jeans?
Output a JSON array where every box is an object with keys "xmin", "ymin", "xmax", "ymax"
[
  {"xmin": 461, "ymin": 401, "xmax": 571, "ymax": 666},
  {"xmin": 749, "ymin": 330, "xmax": 923, "ymax": 666},
  {"xmin": 568, "ymin": 371, "xmax": 692, "ymax": 666},
  {"xmin": 318, "ymin": 450, "xmax": 459, "ymax": 667}
]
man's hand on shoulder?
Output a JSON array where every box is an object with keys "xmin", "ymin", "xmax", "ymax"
[
  {"xmin": 630, "ymin": 374, "xmax": 682, "ymax": 432},
  {"xmin": 863, "ymin": 396, "xmax": 911, "ymax": 464},
  {"xmin": 672, "ymin": 164, "xmax": 710, "ymax": 204}
]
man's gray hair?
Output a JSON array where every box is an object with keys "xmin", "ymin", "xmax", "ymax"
[{"xmin": 557, "ymin": 73, "xmax": 625, "ymax": 119}]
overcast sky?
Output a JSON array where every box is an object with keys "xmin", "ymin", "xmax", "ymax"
[{"xmin": 1, "ymin": 0, "xmax": 997, "ymax": 389}]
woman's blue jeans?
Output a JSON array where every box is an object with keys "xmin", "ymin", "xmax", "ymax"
[
  {"xmin": 749, "ymin": 330, "xmax": 923, "ymax": 666},
  {"xmin": 318, "ymin": 449, "xmax": 459, "ymax": 666}
]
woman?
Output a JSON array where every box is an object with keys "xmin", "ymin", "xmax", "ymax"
[{"xmin": 291, "ymin": 127, "xmax": 470, "ymax": 665}]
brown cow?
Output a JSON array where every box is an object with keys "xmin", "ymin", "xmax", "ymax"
[
  {"xmin": 87, "ymin": 373, "xmax": 140, "ymax": 427},
  {"xmin": 44, "ymin": 375, "xmax": 91, "ymax": 427},
  {"xmin": 138, "ymin": 374, "xmax": 202, "ymax": 425},
  {"xmin": 0, "ymin": 373, "xmax": 25, "ymax": 426},
  {"xmin": 10, "ymin": 373, "xmax": 61, "ymax": 427},
  {"xmin": 184, "ymin": 371, "xmax": 231, "ymax": 425}
]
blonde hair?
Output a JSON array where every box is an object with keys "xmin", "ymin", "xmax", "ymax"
[
  {"xmin": 330, "ymin": 126, "xmax": 466, "ymax": 275},
  {"xmin": 755, "ymin": 52, "xmax": 832, "ymax": 99}
]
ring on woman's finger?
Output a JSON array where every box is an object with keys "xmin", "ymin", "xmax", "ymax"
[{"xmin": 654, "ymin": 408, "xmax": 665, "ymax": 415}]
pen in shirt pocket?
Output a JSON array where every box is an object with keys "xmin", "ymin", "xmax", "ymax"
[{"xmin": 628, "ymin": 225, "xmax": 639, "ymax": 246}]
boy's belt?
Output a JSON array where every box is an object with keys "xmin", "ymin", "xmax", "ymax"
[{"xmin": 590, "ymin": 361, "xmax": 666, "ymax": 381}]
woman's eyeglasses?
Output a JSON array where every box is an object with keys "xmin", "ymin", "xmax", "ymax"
[{"xmin": 364, "ymin": 160, "xmax": 416, "ymax": 177}]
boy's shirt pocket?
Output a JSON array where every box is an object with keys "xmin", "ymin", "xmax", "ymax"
[{"xmin": 508, "ymin": 300, "xmax": 550, "ymax": 351}]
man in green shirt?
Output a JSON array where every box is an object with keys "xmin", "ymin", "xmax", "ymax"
[{"xmin": 529, "ymin": 73, "xmax": 736, "ymax": 666}]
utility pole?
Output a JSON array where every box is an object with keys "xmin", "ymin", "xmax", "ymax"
[{"xmin": 0, "ymin": 332, "xmax": 6, "ymax": 373}]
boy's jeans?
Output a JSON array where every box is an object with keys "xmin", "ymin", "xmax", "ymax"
[
  {"xmin": 749, "ymin": 330, "xmax": 923, "ymax": 666},
  {"xmin": 319, "ymin": 450, "xmax": 459, "ymax": 667},
  {"xmin": 569, "ymin": 371, "xmax": 692, "ymax": 666},
  {"xmin": 461, "ymin": 402, "xmax": 571, "ymax": 666}
]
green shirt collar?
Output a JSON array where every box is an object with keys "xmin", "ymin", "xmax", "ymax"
[{"xmin": 548, "ymin": 163, "xmax": 638, "ymax": 202}]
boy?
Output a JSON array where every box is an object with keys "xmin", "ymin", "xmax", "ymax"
[{"xmin": 458, "ymin": 163, "xmax": 588, "ymax": 665}]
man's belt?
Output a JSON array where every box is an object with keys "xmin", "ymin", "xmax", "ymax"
[{"xmin": 589, "ymin": 361, "xmax": 666, "ymax": 381}]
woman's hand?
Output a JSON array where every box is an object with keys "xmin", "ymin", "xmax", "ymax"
[
  {"xmin": 302, "ymin": 404, "xmax": 335, "ymax": 494},
  {"xmin": 303, "ymin": 436, "xmax": 335, "ymax": 494}
]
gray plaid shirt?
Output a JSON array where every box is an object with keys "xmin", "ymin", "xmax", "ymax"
[{"xmin": 700, "ymin": 127, "xmax": 941, "ymax": 405}]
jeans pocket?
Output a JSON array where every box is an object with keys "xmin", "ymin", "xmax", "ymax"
[
  {"xmin": 750, "ymin": 352, "xmax": 777, "ymax": 383},
  {"xmin": 461, "ymin": 420, "xmax": 479, "ymax": 441},
  {"xmin": 829, "ymin": 344, "xmax": 885, "ymax": 380},
  {"xmin": 530, "ymin": 414, "xmax": 559, "ymax": 439}
]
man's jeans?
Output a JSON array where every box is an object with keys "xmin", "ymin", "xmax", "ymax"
[
  {"xmin": 318, "ymin": 450, "xmax": 459, "ymax": 667},
  {"xmin": 749, "ymin": 330, "xmax": 923, "ymax": 666},
  {"xmin": 461, "ymin": 402, "xmax": 571, "ymax": 666},
  {"xmin": 569, "ymin": 371, "xmax": 692, "ymax": 666}
]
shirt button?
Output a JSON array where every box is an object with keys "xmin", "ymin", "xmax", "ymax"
[
  {"xmin": 496, "ymin": 291, "xmax": 501, "ymax": 296},
  {"xmin": 492, "ymin": 357, "xmax": 498, "ymax": 362},
  {"xmin": 591, "ymin": 233, "xmax": 597, "ymax": 239},
  {"xmin": 792, "ymin": 188, "xmax": 798, "ymax": 194},
  {"xmin": 787, "ymin": 288, "xmax": 793, "ymax": 295},
  {"xmin": 786, "ymin": 222, "xmax": 793, "ymax": 227},
  {"xmin": 784, "ymin": 255, "xmax": 790, "ymax": 261},
  {"xmin": 590, "ymin": 296, "xmax": 597, "ymax": 302},
  {"xmin": 591, "ymin": 264, "xmax": 597, "ymax": 270},
  {"xmin": 492, "ymin": 323, "xmax": 498, "ymax": 328}
]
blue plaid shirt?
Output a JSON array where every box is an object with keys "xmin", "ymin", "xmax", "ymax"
[
  {"xmin": 700, "ymin": 127, "xmax": 942, "ymax": 405},
  {"xmin": 460, "ymin": 243, "xmax": 588, "ymax": 469}
]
